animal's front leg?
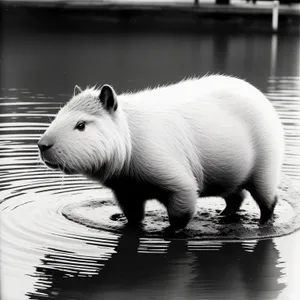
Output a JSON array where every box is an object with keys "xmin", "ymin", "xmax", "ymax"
[
  {"xmin": 166, "ymin": 189, "xmax": 197, "ymax": 231},
  {"xmin": 113, "ymin": 190, "xmax": 146, "ymax": 226}
]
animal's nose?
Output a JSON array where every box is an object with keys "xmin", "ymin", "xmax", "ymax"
[{"xmin": 37, "ymin": 141, "xmax": 53, "ymax": 151}]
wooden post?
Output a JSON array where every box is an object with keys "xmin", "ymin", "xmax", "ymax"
[
  {"xmin": 270, "ymin": 34, "xmax": 278, "ymax": 77},
  {"xmin": 272, "ymin": 0, "xmax": 279, "ymax": 32},
  {"xmin": 195, "ymin": 0, "xmax": 199, "ymax": 4}
]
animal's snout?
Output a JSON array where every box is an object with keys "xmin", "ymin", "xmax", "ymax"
[
  {"xmin": 38, "ymin": 143, "xmax": 53, "ymax": 151},
  {"xmin": 37, "ymin": 137, "xmax": 54, "ymax": 152}
]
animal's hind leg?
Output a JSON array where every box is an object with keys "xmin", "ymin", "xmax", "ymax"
[
  {"xmin": 221, "ymin": 189, "xmax": 247, "ymax": 216},
  {"xmin": 247, "ymin": 179, "xmax": 278, "ymax": 225}
]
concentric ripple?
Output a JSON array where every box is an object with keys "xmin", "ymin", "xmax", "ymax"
[
  {"xmin": 1, "ymin": 78, "xmax": 300, "ymax": 300},
  {"xmin": 267, "ymin": 76, "xmax": 300, "ymax": 182},
  {"xmin": 0, "ymin": 88, "xmax": 173, "ymax": 299}
]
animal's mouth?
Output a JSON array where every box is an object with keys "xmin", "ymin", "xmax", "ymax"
[
  {"xmin": 43, "ymin": 159, "xmax": 74, "ymax": 175},
  {"xmin": 38, "ymin": 143, "xmax": 76, "ymax": 175},
  {"xmin": 44, "ymin": 159, "xmax": 60, "ymax": 170}
]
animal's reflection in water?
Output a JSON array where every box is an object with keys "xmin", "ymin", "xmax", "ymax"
[{"xmin": 28, "ymin": 225, "xmax": 285, "ymax": 300}]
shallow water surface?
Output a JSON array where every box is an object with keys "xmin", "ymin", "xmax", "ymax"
[{"xmin": 1, "ymin": 15, "xmax": 300, "ymax": 300}]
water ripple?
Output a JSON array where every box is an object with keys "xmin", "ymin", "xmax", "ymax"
[{"xmin": 1, "ymin": 79, "xmax": 299, "ymax": 299}]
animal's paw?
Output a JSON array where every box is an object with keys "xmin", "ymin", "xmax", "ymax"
[
  {"xmin": 259, "ymin": 215, "xmax": 275, "ymax": 226},
  {"xmin": 163, "ymin": 226, "xmax": 188, "ymax": 238}
]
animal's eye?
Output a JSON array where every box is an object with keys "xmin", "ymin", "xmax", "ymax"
[{"xmin": 75, "ymin": 122, "xmax": 85, "ymax": 131}]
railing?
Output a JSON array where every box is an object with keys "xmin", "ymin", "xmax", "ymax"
[{"xmin": 196, "ymin": 0, "xmax": 280, "ymax": 32}]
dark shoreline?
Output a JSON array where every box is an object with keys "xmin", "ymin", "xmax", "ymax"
[{"xmin": 1, "ymin": 1, "xmax": 300, "ymax": 34}]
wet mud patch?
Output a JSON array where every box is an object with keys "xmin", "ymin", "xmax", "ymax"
[{"xmin": 62, "ymin": 175, "xmax": 300, "ymax": 240}]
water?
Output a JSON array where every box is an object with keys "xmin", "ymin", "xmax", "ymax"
[{"xmin": 1, "ymin": 12, "xmax": 300, "ymax": 300}]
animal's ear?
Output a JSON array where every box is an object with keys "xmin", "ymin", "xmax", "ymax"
[
  {"xmin": 99, "ymin": 84, "xmax": 118, "ymax": 112},
  {"xmin": 74, "ymin": 85, "xmax": 82, "ymax": 96}
]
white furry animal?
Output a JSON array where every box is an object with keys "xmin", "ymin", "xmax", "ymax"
[{"xmin": 38, "ymin": 75, "xmax": 284, "ymax": 230}]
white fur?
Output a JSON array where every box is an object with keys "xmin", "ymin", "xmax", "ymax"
[
  {"xmin": 121, "ymin": 76, "xmax": 284, "ymax": 190},
  {"xmin": 39, "ymin": 87, "xmax": 131, "ymax": 179},
  {"xmin": 39, "ymin": 75, "xmax": 284, "ymax": 229}
]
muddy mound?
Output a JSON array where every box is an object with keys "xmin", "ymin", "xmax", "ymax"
[{"xmin": 63, "ymin": 175, "xmax": 300, "ymax": 240}]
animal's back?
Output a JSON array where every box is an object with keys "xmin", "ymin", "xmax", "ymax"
[{"xmin": 120, "ymin": 75, "xmax": 283, "ymax": 197}]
